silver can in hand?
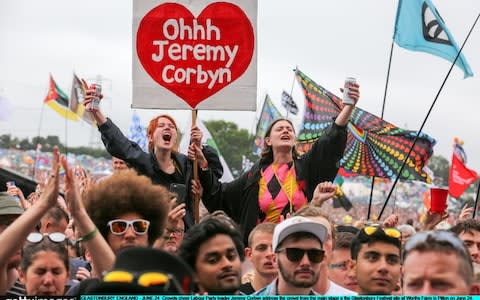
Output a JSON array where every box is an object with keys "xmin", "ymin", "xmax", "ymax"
[
  {"xmin": 87, "ymin": 76, "xmax": 102, "ymax": 112},
  {"xmin": 342, "ymin": 77, "xmax": 356, "ymax": 105}
]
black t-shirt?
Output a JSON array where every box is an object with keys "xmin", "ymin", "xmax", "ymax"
[{"xmin": 239, "ymin": 282, "xmax": 255, "ymax": 295}]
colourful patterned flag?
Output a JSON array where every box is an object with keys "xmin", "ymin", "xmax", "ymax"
[
  {"xmin": 448, "ymin": 139, "xmax": 477, "ymax": 198},
  {"xmin": 70, "ymin": 74, "xmax": 94, "ymax": 124},
  {"xmin": 44, "ymin": 75, "xmax": 79, "ymax": 121},
  {"xmin": 127, "ymin": 111, "xmax": 148, "ymax": 152},
  {"xmin": 252, "ymin": 95, "xmax": 282, "ymax": 156},
  {"xmin": 295, "ymin": 69, "xmax": 435, "ymax": 183},
  {"xmin": 394, "ymin": 0, "xmax": 473, "ymax": 78}
]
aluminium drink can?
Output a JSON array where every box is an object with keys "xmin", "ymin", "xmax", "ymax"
[{"xmin": 342, "ymin": 77, "xmax": 356, "ymax": 105}]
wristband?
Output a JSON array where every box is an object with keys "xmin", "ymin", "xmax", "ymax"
[{"xmin": 77, "ymin": 227, "xmax": 98, "ymax": 242}]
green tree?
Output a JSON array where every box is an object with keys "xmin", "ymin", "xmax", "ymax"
[
  {"xmin": 427, "ymin": 155, "xmax": 450, "ymax": 185},
  {"xmin": 204, "ymin": 120, "xmax": 256, "ymax": 177},
  {"xmin": 0, "ymin": 134, "xmax": 12, "ymax": 148}
]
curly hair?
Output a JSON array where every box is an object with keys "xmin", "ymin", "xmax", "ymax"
[
  {"xmin": 260, "ymin": 118, "xmax": 299, "ymax": 163},
  {"xmin": 84, "ymin": 169, "xmax": 169, "ymax": 245},
  {"xmin": 146, "ymin": 114, "xmax": 178, "ymax": 153}
]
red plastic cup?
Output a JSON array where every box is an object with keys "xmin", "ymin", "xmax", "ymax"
[{"xmin": 430, "ymin": 187, "xmax": 448, "ymax": 213}]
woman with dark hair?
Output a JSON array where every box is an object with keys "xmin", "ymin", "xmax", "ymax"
[
  {"xmin": 19, "ymin": 235, "xmax": 70, "ymax": 296},
  {"xmin": 192, "ymin": 83, "xmax": 360, "ymax": 242},
  {"xmin": 83, "ymin": 84, "xmax": 223, "ymax": 228}
]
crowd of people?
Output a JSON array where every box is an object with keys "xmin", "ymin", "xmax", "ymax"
[{"xmin": 1, "ymin": 80, "xmax": 480, "ymax": 296}]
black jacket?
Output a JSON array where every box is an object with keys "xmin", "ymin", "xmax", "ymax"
[
  {"xmin": 98, "ymin": 118, "xmax": 223, "ymax": 228},
  {"xmin": 199, "ymin": 122, "xmax": 347, "ymax": 243}
]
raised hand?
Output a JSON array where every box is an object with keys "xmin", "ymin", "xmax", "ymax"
[
  {"xmin": 38, "ymin": 146, "xmax": 60, "ymax": 208},
  {"xmin": 166, "ymin": 198, "xmax": 186, "ymax": 230},
  {"xmin": 423, "ymin": 210, "xmax": 449, "ymax": 231},
  {"xmin": 188, "ymin": 143, "xmax": 208, "ymax": 168},
  {"xmin": 191, "ymin": 179, "xmax": 203, "ymax": 198},
  {"xmin": 382, "ymin": 214, "xmax": 399, "ymax": 228},
  {"xmin": 190, "ymin": 125, "xmax": 203, "ymax": 147},
  {"xmin": 458, "ymin": 204, "xmax": 475, "ymax": 222},
  {"xmin": 311, "ymin": 181, "xmax": 336, "ymax": 207},
  {"xmin": 61, "ymin": 156, "xmax": 85, "ymax": 216}
]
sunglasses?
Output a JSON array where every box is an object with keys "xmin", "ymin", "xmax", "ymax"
[
  {"xmin": 404, "ymin": 230, "xmax": 468, "ymax": 256},
  {"xmin": 27, "ymin": 232, "xmax": 66, "ymax": 243},
  {"xmin": 107, "ymin": 219, "xmax": 150, "ymax": 236},
  {"xmin": 276, "ymin": 247, "xmax": 325, "ymax": 263},
  {"xmin": 103, "ymin": 270, "xmax": 183, "ymax": 292},
  {"xmin": 329, "ymin": 261, "xmax": 351, "ymax": 271},
  {"xmin": 362, "ymin": 225, "xmax": 401, "ymax": 239}
]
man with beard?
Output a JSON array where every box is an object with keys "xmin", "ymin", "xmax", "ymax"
[
  {"xmin": 178, "ymin": 217, "xmax": 244, "ymax": 294},
  {"xmin": 295, "ymin": 205, "xmax": 357, "ymax": 295},
  {"xmin": 0, "ymin": 192, "xmax": 25, "ymax": 296},
  {"xmin": 240, "ymin": 222, "xmax": 277, "ymax": 294},
  {"xmin": 255, "ymin": 216, "xmax": 327, "ymax": 295},
  {"xmin": 351, "ymin": 225, "xmax": 401, "ymax": 295}
]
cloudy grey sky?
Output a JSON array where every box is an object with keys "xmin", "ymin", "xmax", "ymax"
[{"xmin": 1, "ymin": 0, "xmax": 479, "ymax": 170}]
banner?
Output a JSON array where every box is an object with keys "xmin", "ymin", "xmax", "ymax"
[{"xmin": 133, "ymin": 0, "xmax": 257, "ymax": 110}]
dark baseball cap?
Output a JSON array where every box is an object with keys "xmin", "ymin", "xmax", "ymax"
[{"xmin": 0, "ymin": 192, "xmax": 24, "ymax": 216}]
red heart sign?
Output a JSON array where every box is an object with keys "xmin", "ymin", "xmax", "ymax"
[{"xmin": 136, "ymin": 2, "xmax": 255, "ymax": 109}]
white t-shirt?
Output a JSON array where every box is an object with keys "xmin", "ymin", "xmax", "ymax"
[{"xmin": 323, "ymin": 280, "xmax": 358, "ymax": 296}]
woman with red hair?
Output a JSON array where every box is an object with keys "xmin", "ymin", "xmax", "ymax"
[{"xmin": 83, "ymin": 87, "xmax": 223, "ymax": 229}]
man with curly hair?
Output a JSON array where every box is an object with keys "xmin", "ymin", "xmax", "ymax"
[{"xmin": 84, "ymin": 169, "xmax": 170, "ymax": 254}]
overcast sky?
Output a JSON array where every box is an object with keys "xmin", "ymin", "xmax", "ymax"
[{"xmin": 1, "ymin": 0, "xmax": 479, "ymax": 171}]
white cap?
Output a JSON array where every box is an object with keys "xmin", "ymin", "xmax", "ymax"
[{"xmin": 272, "ymin": 216, "xmax": 328, "ymax": 252}]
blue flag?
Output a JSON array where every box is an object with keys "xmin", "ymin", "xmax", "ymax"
[
  {"xmin": 128, "ymin": 111, "xmax": 148, "ymax": 152},
  {"xmin": 394, "ymin": 0, "xmax": 473, "ymax": 78},
  {"xmin": 252, "ymin": 95, "xmax": 282, "ymax": 156}
]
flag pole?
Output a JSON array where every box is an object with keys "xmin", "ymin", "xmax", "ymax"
[
  {"xmin": 473, "ymin": 180, "xmax": 480, "ymax": 219},
  {"xmin": 378, "ymin": 12, "xmax": 480, "ymax": 220},
  {"xmin": 33, "ymin": 102, "xmax": 46, "ymax": 180},
  {"xmin": 368, "ymin": 40, "xmax": 395, "ymax": 220},
  {"xmin": 286, "ymin": 67, "xmax": 297, "ymax": 119},
  {"xmin": 191, "ymin": 109, "xmax": 200, "ymax": 224}
]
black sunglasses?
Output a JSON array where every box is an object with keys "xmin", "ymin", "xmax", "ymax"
[{"xmin": 276, "ymin": 247, "xmax": 325, "ymax": 263}]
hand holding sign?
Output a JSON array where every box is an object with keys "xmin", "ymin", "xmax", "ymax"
[{"xmin": 136, "ymin": 2, "xmax": 255, "ymax": 109}]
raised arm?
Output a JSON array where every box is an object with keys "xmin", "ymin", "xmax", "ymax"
[
  {"xmin": 335, "ymin": 82, "xmax": 360, "ymax": 126},
  {"xmin": 82, "ymin": 79, "xmax": 107, "ymax": 126},
  {"xmin": 61, "ymin": 156, "xmax": 115, "ymax": 277},
  {"xmin": 0, "ymin": 147, "xmax": 61, "ymax": 294}
]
